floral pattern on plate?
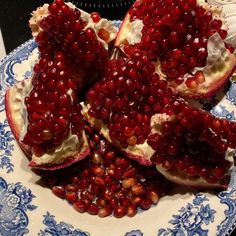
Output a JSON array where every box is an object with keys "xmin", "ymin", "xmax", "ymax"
[
  {"xmin": 38, "ymin": 213, "xmax": 145, "ymax": 236},
  {"xmin": 0, "ymin": 119, "xmax": 14, "ymax": 173},
  {"xmin": 0, "ymin": 177, "xmax": 37, "ymax": 235},
  {"xmin": 157, "ymin": 193, "xmax": 216, "ymax": 236},
  {"xmin": 38, "ymin": 212, "xmax": 89, "ymax": 236},
  {"xmin": 124, "ymin": 230, "xmax": 143, "ymax": 236},
  {"xmin": 0, "ymin": 39, "xmax": 37, "ymax": 112},
  {"xmin": 216, "ymin": 188, "xmax": 236, "ymax": 236}
]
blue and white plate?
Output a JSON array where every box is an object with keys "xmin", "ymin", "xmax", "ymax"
[{"xmin": 1, "ymin": 39, "xmax": 236, "ymax": 236}]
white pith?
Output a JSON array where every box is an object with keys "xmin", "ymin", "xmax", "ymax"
[
  {"xmin": 29, "ymin": 3, "xmax": 117, "ymax": 50},
  {"xmin": 8, "ymin": 80, "xmax": 89, "ymax": 166},
  {"xmin": 31, "ymin": 131, "xmax": 88, "ymax": 165},
  {"xmin": 156, "ymin": 148, "xmax": 235, "ymax": 188},
  {"xmin": 7, "ymin": 78, "xmax": 32, "ymax": 138}
]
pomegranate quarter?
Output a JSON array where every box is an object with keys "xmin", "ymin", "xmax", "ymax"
[
  {"xmin": 115, "ymin": 0, "xmax": 236, "ymax": 98},
  {"xmin": 5, "ymin": 0, "xmax": 117, "ymax": 170}
]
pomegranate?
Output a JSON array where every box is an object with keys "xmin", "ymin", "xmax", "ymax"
[
  {"xmin": 115, "ymin": 0, "xmax": 236, "ymax": 98},
  {"xmin": 5, "ymin": 0, "xmax": 117, "ymax": 169},
  {"xmin": 84, "ymin": 48, "xmax": 236, "ymax": 189},
  {"xmin": 45, "ymin": 126, "xmax": 171, "ymax": 218}
]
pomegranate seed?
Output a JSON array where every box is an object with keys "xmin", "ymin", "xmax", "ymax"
[
  {"xmin": 91, "ymin": 12, "xmax": 101, "ymax": 23},
  {"xmin": 212, "ymin": 166, "xmax": 225, "ymax": 179},
  {"xmin": 65, "ymin": 191, "xmax": 78, "ymax": 203},
  {"xmin": 132, "ymin": 184, "xmax": 145, "ymax": 195},
  {"xmin": 122, "ymin": 178, "xmax": 137, "ymax": 189},
  {"xmin": 187, "ymin": 165, "xmax": 199, "ymax": 177},
  {"xmin": 93, "ymin": 176, "xmax": 105, "ymax": 186},
  {"xmin": 210, "ymin": 19, "xmax": 222, "ymax": 30},
  {"xmin": 199, "ymin": 168, "xmax": 209, "ymax": 178},
  {"xmin": 186, "ymin": 77, "xmax": 198, "ymax": 89},
  {"xmin": 98, "ymin": 28, "xmax": 110, "ymax": 42},
  {"xmin": 66, "ymin": 184, "xmax": 78, "ymax": 192},
  {"xmin": 73, "ymin": 200, "xmax": 88, "ymax": 213},
  {"xmin": 140, "ymin": 199, "xmax": 152, "ymax": 210},
  {"xmin": 87, "ymin": 203, "xmax": 99, "ymax": 215},
  {"xmin": 98, "ymin": 206, "xmax": 112, "ymax": 217},
  {"xmin": 149, "ymin": 191, "xmax": 159, "ymax": 204},
  {"xmin": 113, "ymin": 206, "xmax": 127, "ymax": 218},
  {"xmin": 52, "ymin": 186, "xmax": 65, "ymax": 198},
  {"xmin": 195, "ymin": 71, "xmax": 205, "ymax": 84},
  {"xmin": 127, "ymin": 205, "xmax": 137, "ymax": 217},
  {"xmin": 206, "ymin": 175, "xmax": 218, "ymax": 184}
]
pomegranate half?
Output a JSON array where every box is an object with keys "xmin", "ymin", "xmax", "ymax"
[{"xmin": 115, "ymin": 0, "xmax": 236, "ymax": 98}]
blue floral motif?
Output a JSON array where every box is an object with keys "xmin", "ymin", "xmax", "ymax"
[
  {"xmin": 0, "ymin": 177, "xmax": 37, "ymax": 235},
  {"xmin": 124, "ymin": 230, "xmax": 143, "ymax": 236},
  {"xmin": 23, "ymin": 70, "xmax": 33, "ymax": 80},
  {"xmin": 226, "ymin": 82, "xmax": 236, "ymax": 106},
  {"xmin": 158, "ymin": 193, "xmax": 216, "ymax": 236},
  {"xmin": 211, "ymin": 104, "xmax": 236, "ymax": 120},
  {"xmin": 38, "ymin": 212, "xmax": 90, "ymax": 236},
  {"xmin": 0, "ymin": 39, "xmax": 37, "ymax": 112},
  {"xmin": 112, "ymin": 20, "xmax": 122, "ymax": 28},
  {"xmin": 216, "ymin": 189, "xmax": 236, "ymax": 236},
  {"xmin": 0, "ymin": 119, "xmax": 14, "ymax": 173}
]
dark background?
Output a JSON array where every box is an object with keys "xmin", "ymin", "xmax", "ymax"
[{"xmin": 0, "ymin": 0, "xmax": 134, "ymax": 53}]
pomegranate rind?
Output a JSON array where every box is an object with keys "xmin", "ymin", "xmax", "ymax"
[
  {"xmin": 5, "ymin": 80, "xmax": 32, "ymax": 156},
  {"xmin": 114, "ymin": 13, "xmax": 133, "ymax": 49},
  {"xmin": 156, "ymin": 166, "xmax": 228, "ymax": 189},
  {"xmin": 5, "ymin": 80, "xmax": 90, "ymax": 170},
  {"xmin": 82, "ymin": 104, "xmax": 154, "ymax": 166},
  {"xmin": 156, "ymin": 148, "xmax": 235, "ymax": 190}
]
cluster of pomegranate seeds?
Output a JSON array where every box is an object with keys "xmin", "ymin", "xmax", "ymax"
[
  {"xmin": 127, "ymin": 0, "xmax": 232, "ymax": 86},
  {"xmin": 23, "ymin": 50, "xmax": 85, "ymax": 156},
  {"xmin": 87, "ymin": 49, "xmax": 181, "ymax": 147},
  {"xmin": 47, "ymin": 126, "xmax": 171, "ymax": 218},
  {"xmin": 39, "ymin": 0, "xmax": 109, "ymax": 88},
  {"xmin": 149, "ymin": 104, "xmax": 236, "ymax": 184}
]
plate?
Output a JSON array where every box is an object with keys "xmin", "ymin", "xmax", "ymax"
[{"xmin": 1, "ymin": 38, "xmax": 236, "ymax": 236}]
